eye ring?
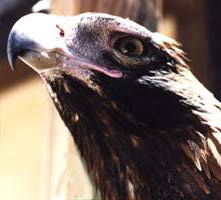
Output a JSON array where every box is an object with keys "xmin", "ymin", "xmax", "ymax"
[{"xmin": 114, "ymin": 37, "xmax": 144, "ymax": 57}]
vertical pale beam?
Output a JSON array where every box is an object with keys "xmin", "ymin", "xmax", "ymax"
[
  {"xmin": 0, "ymin": 79, "xmax": 47, "ymax": 200},
  {"xmin": 48, "ymin": 1, "xmax": 161, "ymax": 199}
]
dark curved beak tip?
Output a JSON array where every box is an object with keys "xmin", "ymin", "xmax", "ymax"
[
  {"xmin": 7, "ymin": 27, "xmax": 38, "ymax": 71},
  {"xmin": 7, "ymin": 47, "xmax": 17, "ymax": 71},
  {"xmin": 7, "ymin": 31, "xmax": 18, "ymax": 71}
]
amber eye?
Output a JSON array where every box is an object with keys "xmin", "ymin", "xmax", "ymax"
[{"xmin": 114, "ymin": 37, "xmax": 144, "ymax": 56}]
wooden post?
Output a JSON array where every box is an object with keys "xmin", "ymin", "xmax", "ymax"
[
  {"xmin": 51, "ymin": 0, "xmax": 161, "ymax": 30},
  {"xmin": 47, "ymin": 1, "xmax": 161, "ymax": 199}
]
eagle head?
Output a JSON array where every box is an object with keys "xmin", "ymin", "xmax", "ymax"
[{"xmin": 7, "ymin": 13, "xmax": 221, "ymax": 200}]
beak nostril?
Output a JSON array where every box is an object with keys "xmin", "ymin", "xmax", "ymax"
[{"xmin": 56, "ymin": 24, "xmax": 65, "ymax": 37}]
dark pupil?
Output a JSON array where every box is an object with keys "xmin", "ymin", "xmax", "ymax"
[{"xmin": 124, "ymin": 42, "xmax": 136, "ymax": 53}]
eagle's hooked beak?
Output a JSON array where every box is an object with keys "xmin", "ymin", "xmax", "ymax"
[
  {"xmin": 7, "ymin": 13, "xmax": 123, "ymax": 78},
  {"xmin": 7, "ymin": 26, "xmax": 37, "ymax": 70},
  {"xmin": 7, "ymin": 13, "xmax": 69, "ymax": 72}
]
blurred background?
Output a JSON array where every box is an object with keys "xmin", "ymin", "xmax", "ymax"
[{"xmin": 0, "ymin": 0, "xmax": 220, "ymax": 200}]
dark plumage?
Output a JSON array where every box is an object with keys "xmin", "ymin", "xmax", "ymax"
[{"xmin": 7, "ymin": 13, "xmax": 221, "ymax": 200}]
